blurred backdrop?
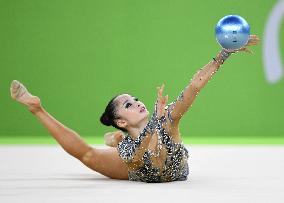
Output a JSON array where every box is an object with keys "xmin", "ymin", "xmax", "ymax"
[{"xmin": 1, "ymin": 0, "xmax": 283, "ymax": 143}]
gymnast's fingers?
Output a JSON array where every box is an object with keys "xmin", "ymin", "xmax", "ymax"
[{"xmin": 246, "ymin": 35, "xmax": 260, "ymax": 46}]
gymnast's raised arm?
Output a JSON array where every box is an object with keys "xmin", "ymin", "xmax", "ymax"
[
  {"xmin": 118, "ymin": 87, "xmax": 168, "ymax": 165},
  {"xmin": 167, "ymin": 35, "xmax": 260, "ymax": 124}
]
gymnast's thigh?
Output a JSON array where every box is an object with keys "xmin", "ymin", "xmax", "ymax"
[{"xmin": 81, "ymin": 147, "xmax": 129, "ymax": 180}]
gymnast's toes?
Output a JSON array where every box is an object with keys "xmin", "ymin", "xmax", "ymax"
[
  {"xmin": 10, "ymin": 80, "xmax": 40, "ymax": 107},
  {"xmin": 10, "ymin": 80, "xmax": 25, "ymax": 99}
]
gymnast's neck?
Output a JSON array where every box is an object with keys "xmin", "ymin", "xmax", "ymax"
[{"xmin": 126, "ymin": 117, "xmax": 149, "ymax": 140}]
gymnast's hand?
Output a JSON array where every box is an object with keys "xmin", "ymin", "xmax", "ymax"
[
  {"xmin": 156, "ymin": 84, "xmax": 168, "ymax": 119},
  {"xmin": 225, "ymin": 34, "xmax": 260, "ymax": 54}
]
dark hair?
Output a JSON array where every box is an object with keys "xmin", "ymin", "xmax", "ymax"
[{"xmin": 100, "ymin": 95, "xmax": 127, "ymax": 132}]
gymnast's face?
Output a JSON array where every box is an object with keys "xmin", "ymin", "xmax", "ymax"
[{"xmin": 114, "ymin": 94, "xmax": 149, "ymax": 129}]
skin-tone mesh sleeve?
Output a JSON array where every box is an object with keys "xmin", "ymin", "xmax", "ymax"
[{"xmin": 166, "ymin": 50, "xmax": 229, "ymax": 123}]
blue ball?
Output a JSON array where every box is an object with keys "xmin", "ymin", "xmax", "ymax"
[{"xmin": 215, "ymin": 15, "xmax": 250, "ymax": 50}]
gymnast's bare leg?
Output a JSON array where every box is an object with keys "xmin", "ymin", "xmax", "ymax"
[{"xmin": 10, "ymin": 80, "xmax": 128, "ymax": 180}]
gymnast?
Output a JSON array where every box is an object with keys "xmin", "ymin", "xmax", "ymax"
[{"xmin": 10, "ymin": 35, "xmax": 259, "ymax": 183}]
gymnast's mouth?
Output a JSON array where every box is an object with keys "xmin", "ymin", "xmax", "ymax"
[{"xmin": 140, "ymin": 107, "xmax": 146, "ymax": 113}]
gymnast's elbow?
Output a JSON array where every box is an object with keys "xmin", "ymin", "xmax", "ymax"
[{"xmin": 189, "ymin": 79, "xmax": 203, "ymax": 92}]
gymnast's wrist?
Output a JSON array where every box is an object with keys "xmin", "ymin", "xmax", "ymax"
[{"xmin": 213, "ymin": 49, "xmax": 232, "ymax": 65}]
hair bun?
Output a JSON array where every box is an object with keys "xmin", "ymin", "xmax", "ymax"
[{"xmin": 100, "ymin": 112, "xmax": 112, "ymax": 126}]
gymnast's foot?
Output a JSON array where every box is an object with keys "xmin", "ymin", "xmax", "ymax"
[
  {"xmin": 104, "ymin": 131, "xmax": 124, "ymax": 147},
  {"xmin": 10, "ymin": 80, "xmax": 41, "ymax": 113}
]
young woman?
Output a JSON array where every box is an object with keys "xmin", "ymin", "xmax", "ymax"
[{"xmin": 10, "ymin": 35, "xmax": 259, "ymax": 183}]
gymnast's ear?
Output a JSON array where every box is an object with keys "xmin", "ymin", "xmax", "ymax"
[{"xmin": 116, "ymin": 119, "xmax": 127, "ymax": 129}]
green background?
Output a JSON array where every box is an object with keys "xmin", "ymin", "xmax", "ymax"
[{"xmin": 1, "ymin": 0, "xmax": 283, "ymax": 144}]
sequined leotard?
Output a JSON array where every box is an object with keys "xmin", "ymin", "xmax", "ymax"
[{"xmin": 117, "ymin": 100, "xmax": 189, "ymax": 183}]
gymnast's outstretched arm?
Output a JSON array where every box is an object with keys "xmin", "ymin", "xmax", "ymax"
[
  {"xmin": 167, "ymin": 51, "xmax": 224, "ymax": 123},
  {"xmin": 168, "ymin": 35, "xmax": 260, "ymax": 123}
]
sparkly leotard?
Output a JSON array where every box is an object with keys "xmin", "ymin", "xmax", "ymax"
[{"xmin": 117, "ymin": 100, "xmax": 189, "ymax": 183}]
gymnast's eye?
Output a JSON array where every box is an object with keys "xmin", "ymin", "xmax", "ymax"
[{"xmin": 125, "ymin": 103, "xmax": 132, "ymax": 108}]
